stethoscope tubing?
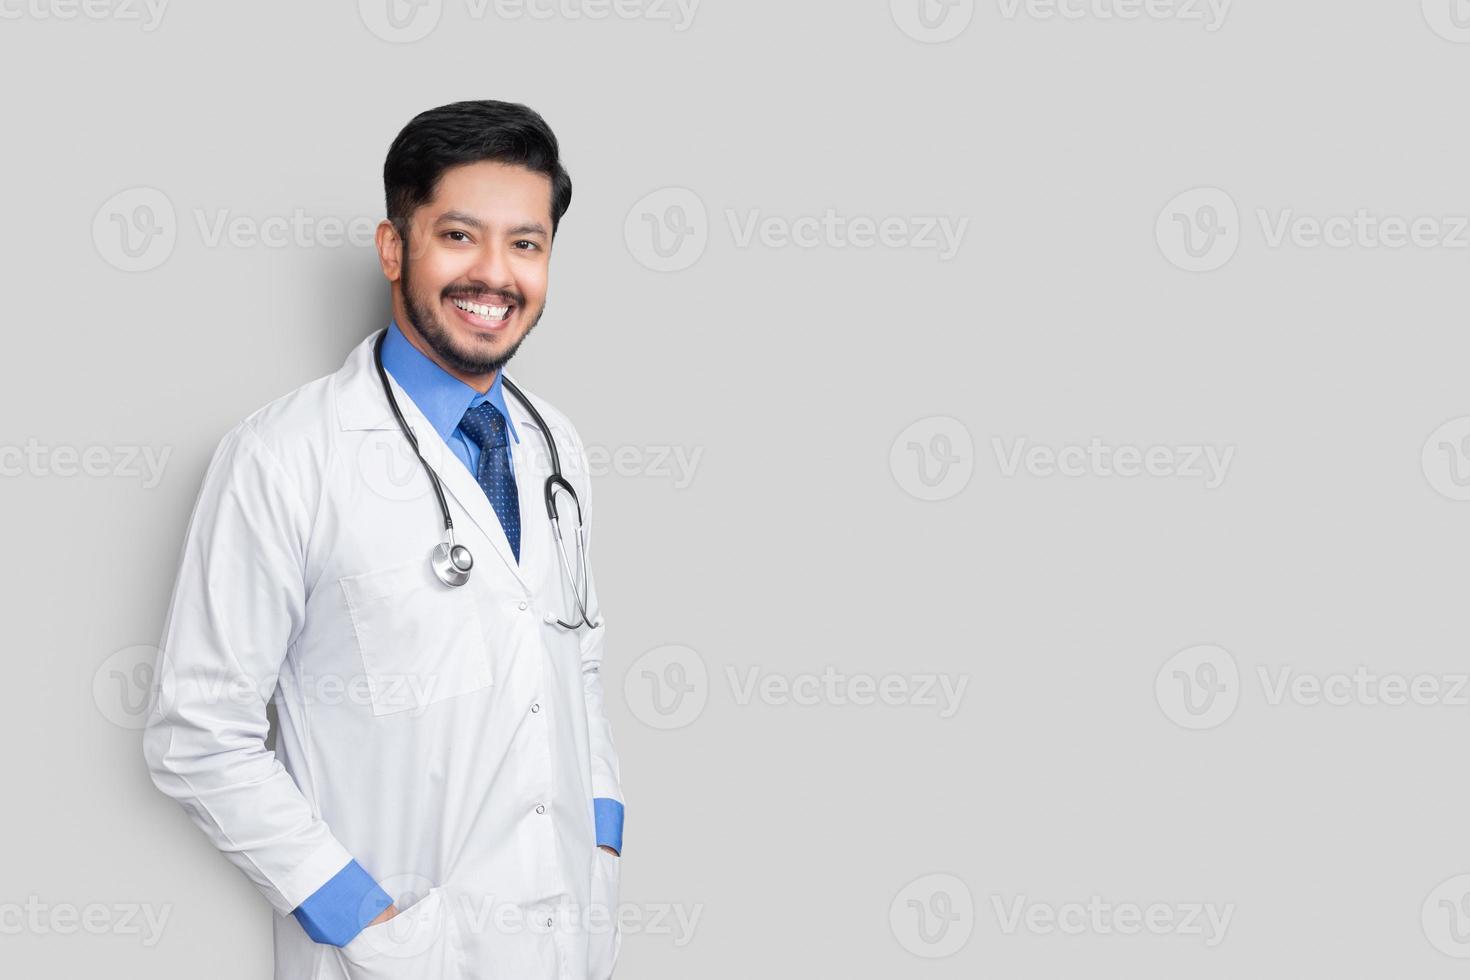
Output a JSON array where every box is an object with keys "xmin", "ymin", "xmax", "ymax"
[{"xmin": 371, "ymin": 328, "xmax": 601, "ymax": 629}]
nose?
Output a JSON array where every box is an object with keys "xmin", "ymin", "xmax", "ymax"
[{"xmin": 467, "ymin": 241, "xmax": 516, "ymax": 300}]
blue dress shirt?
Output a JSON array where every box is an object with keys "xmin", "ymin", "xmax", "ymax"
[
  {"xmin": 291, "ymin": 321, "xmax": 623, "ymax": 947},
  {"xmin": 379, "ymin": 318, "xmax": 521, "ymax": 477}
]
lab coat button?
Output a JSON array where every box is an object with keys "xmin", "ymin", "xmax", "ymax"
[
  {"xmin": 518, "ymin": 600, "xmax": 528, "ymax": 610},
  {"xmin": 535, "ymin": 803, "xmax": 546, "ymax": 814},
  {"xmin": 530, "ymin": 702, "xmax": 540, "ymax": 713}
]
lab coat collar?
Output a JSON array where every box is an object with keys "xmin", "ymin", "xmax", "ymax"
[
  {"xmin": 378, "ymin": 319, "xmax": 521, "ymax": 447},
  {"xmin": 335, "ymin": 328, "xmax": 548, "ymax": 592}
]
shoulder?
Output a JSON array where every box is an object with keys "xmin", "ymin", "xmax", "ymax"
[
  {"xmin": 237, "ymin": 372, "xmax": 337, "ymax": 467},
  {"xmin": 201, "ymin": 364, "xmax": 341, "ymax": 508}
]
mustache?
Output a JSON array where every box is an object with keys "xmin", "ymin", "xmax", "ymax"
[{"xmin": 444, "ymin": 288, "xmax": 520, "ymax": 306}]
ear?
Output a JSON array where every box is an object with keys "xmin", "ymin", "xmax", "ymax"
[{"xmin": 375, "ymin": 219, "xmax": 403, "ymax": 284}]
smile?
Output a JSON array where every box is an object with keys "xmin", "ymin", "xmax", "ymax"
[{"xmin": 451, "ymin": 297, "xmax": 511, "ymax": 320}]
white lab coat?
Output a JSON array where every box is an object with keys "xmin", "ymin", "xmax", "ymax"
[{"xmin": 143, "ymin": 329, "xmax": 625, "ymax": 980}]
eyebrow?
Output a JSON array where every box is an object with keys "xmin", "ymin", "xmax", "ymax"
[{"xmin": 434, "ymin": 210, "xmax": 548, "ymax": 238}]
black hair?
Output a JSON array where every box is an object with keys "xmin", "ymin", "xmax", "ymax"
[{"xmin": 383, "ymin": 99, "xmax": 572, "ymax": 243}]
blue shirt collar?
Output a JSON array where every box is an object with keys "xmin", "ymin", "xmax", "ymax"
[{"xmin": 380, "ymin": 319, "xmax": 520, "ymax": 446}]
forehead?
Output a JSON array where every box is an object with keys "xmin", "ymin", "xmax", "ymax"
[{"xmin": 423, "ymin": 160, "xmax": 553, "ymax": 225}]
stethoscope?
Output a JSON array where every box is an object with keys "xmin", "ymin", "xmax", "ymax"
[{"xmin": 372, "ymin": 328, "xmax": 603, "ymax": 630}]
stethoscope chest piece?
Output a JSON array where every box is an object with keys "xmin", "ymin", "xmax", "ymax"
[{"xmin": 431, "ymin": 540, "xmax": 474, "ymax": 587}]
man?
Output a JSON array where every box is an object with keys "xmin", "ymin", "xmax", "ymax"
[{"xmin": 143, "ymin": 100, "xmax": 626, "ymax": 980}]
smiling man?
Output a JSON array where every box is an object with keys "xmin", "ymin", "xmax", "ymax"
[{"xmin": 144, "ymin": 101, "xmax": 627, "ymax": 980}]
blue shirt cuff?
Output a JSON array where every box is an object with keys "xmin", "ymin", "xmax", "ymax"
[
  {"xmin": 594, "ymin": 797, "xmax": 624, "ymax": 854},
  {"xmin": 291, "ymin": 858, "xmax": 393, "ymax": 947}
]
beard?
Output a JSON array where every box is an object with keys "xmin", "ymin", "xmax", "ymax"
[{"xmin": 400, "ymin": 237, "xmax": 543, "ymax": 378}]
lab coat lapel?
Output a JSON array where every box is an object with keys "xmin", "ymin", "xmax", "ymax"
[
  {"xmin": 414, "ymin": 408, "xmax": 533, "ymax": 592},
  {"xmin": 338, "ymin": 331, "xmax": 532, "ymax": 592}
]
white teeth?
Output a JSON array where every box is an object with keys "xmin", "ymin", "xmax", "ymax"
[{"xmin": 453, "ymin": 298, "xmax": 510, "ymax": 320}]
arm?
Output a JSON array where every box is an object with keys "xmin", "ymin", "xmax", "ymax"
[
  {"xmin": 142, "ymin": 420, "xmax": 391, "ymax": 945},
  {"xmin": 574, "ymin": 430, "xmax": 626, "ymax": 856}
]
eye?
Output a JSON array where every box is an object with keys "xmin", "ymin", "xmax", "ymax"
[
  {"xmin": 513, "ymin": 240, "xmax": 540, "ymax": 251},
  {"xmin": 443, "ymin": 230, "xmax": 472, "ymax": 243}
]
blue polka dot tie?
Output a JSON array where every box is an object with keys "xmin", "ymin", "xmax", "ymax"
[{"xmin": 458, "ymin": 402, "xmax": 521, "ymax": 563}]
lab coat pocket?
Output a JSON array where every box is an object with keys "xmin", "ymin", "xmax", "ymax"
[
  {"xmin": 587, "ymin": 849, "xmax": 622, "ymax": 980},
  {"xmin": 340, "ymin": 557, "xmax": 492, "ymax": 716},
  {"xmin": 336, "ymin": 886, "xmax": 463, "ymax": 980}
]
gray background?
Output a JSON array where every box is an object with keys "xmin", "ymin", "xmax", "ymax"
[{"xmin": 4, "ymin": 0, "xmax": 1470, "ymax": 976}]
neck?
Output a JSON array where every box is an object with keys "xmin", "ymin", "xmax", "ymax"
[{"xmin": 393, "ymin": 308, "xmax": 498, "ymax": 394}]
